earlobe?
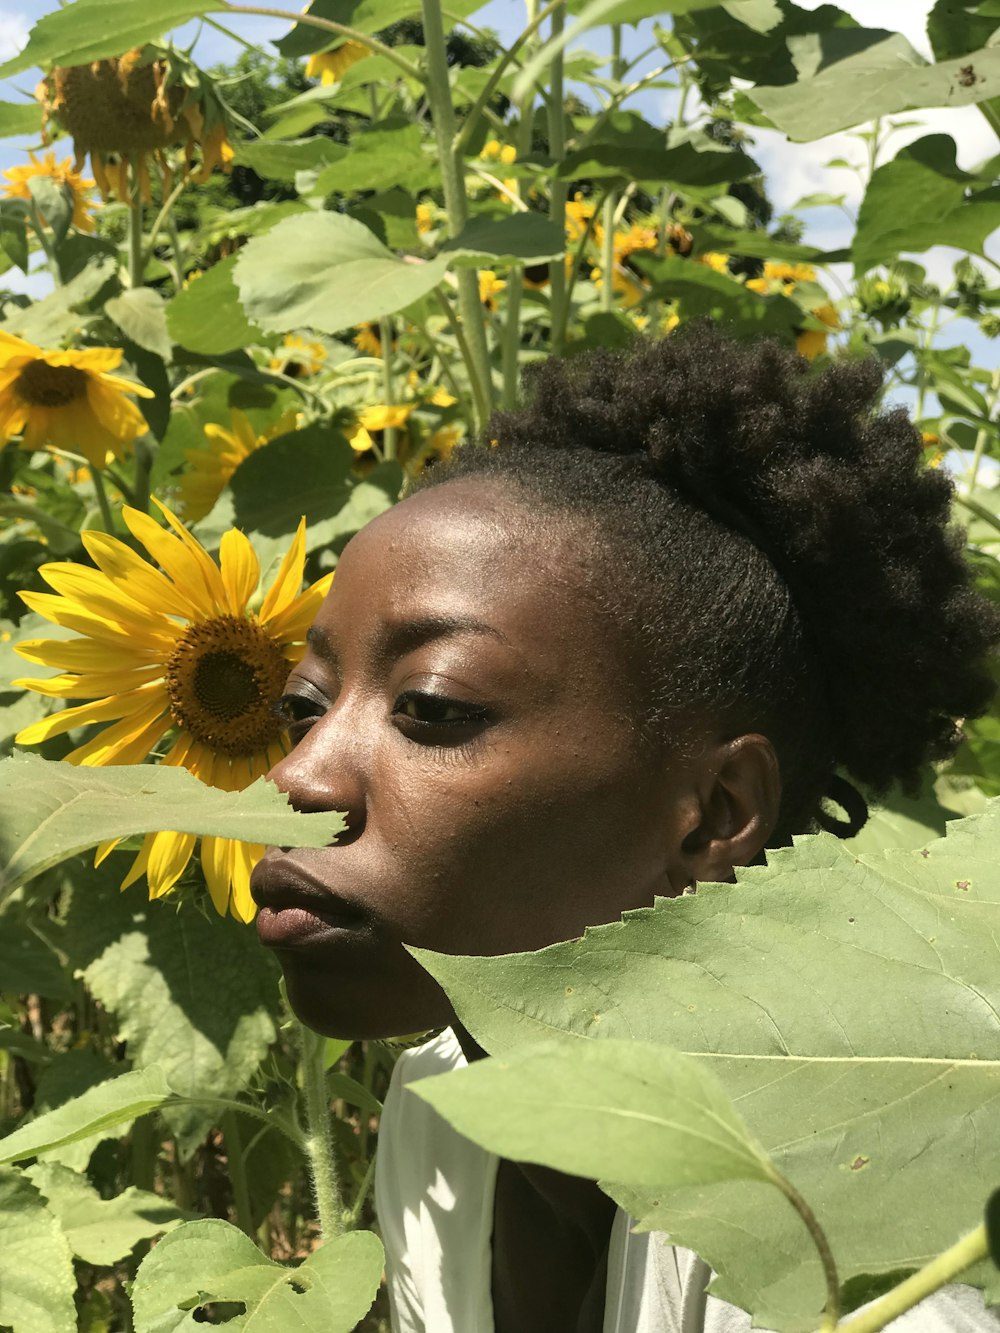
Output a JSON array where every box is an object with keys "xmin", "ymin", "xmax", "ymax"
[{"xmin": 677, "ymin": 733, "xmax": 781, "ymax": 884}]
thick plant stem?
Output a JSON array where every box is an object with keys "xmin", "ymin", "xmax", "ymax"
[
  {"xmin": 380, "ymin": 315, "xmax": 397, "ymax": 461},
  {"xmin": 837, "ymin": 1225, "xmax": 988, "ymax": 1333},
  {"xmin": 501, "ymin": 0, "xmax": 541, "ymax": 410},
  {"xmin": 299, "ymin": 1019, "xmax": 344, "ymax": 1239},
  {"xmin": 772, "ymin": 1171, "xmax": 839, "ymax": 1333},
  {"xmin": 966, "ymin": 365, "xmax": 1000, "ymax": 494},
  {"xmin": 421, "ymin": 0, "xmax": 494, "ymax": 427},
  {"xmin": 92, "ymin": 468, "xmax": 116, "ymax": 534},
  {"xmin": 127, "ymin": 161, "xmax": 144, "ymax": 289},
  {"xmin": 435, "ymin": 288, "xmax": 491, "ymax": 430},
  {"xmin": 221, "ymin": 1110, "xmax": 255, "ymax": 1239},
  {"xmin": 600, "ymin": 25, "xmax": 624, "ymax": 313},
  {"xmin": 546, "ymin": 4, "xmax": 567, "ymax": 354}
]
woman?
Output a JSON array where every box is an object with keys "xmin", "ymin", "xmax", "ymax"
[{"xmin": 250, "ymin": 326, "xmax": 1000, "ymax": 1333}]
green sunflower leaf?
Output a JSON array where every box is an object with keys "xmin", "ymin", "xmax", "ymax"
[
  {"xmin": 0, "ymin": 1167, "xmax": 77, "ymax": 1333},
  {"xmin": 130, "ymin": 1219, "xmax": 384, "ymax": 1333},
  {"xmin": 26, "ymin": 1161, "xmax": 193, "ymax": 1265},
  {"xmin": 411, "ymin": 800, "xmax": 1000, "ymax": 1331},
  {"xmin": 0, "ymin": 0, "xmax": 217, "ymax": 77},
  {"xmin": 0, "ymin": 753, "xmax": 344, "ymax": 903}
]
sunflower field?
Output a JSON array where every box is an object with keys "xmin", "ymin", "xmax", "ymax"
[{"xmin": 0, "ymin": 2, "xmax": 999, "ymax": 1331}]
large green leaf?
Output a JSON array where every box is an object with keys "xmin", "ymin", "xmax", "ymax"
[
  {"xmin": 750, "ymin": 32, "xmax": 1000, "ymax": 140},
  {"xmin": 131, "ymin": 1219, "xmax": 384, "ymax": 1332},
  {"xmin": 637, "ymin": 252, "xmax": 802, "ymax": 336},
  {"xmin": 64, "ymin": 864, "xmax": 282, "ymax": 1155},
  {"xmin": 558, "ymin": 116, "xmax": 759, "ymax": 186},
  {"xmin": 1, "ymin": 253, "xmax": 117, "ymax": 346},
  {"xmin": 413, "ymin": 802, "xmax": 1000, "ymax": 1331},
  {"xmin": 413, "ymin": 1039, "xmax": 778, "ymax": 1189},
  {"xmin": 0, "ymin": 102, "xmax": 43, "ymax": 137},
  {"xmin": 853, "ymin": 135, "xmax": 1000, "ymax": 275},
  {"xmin": 234, "ymin": 212, "xmax": 450, "ymax": 335},
  {"xmin": 230, "ymin": 423, "xmax": 354, "ymax": 537},
  {"xmin": 0, "ymin": 753, "xmax": 344, "ymax": 903},
  {"xmin": 27, "ymin": 1162, "xmax": 191, "ymax": 1264},
  {"xmin": 0, "ymin": 0, "xmax": 217, "ymax": 77},
  {"xmin": 0, "ymin": 1067, "xmax": 173, "ymax": 1166},
  {"xmin": 440, "ymin": 214, "xmax": 566, "ymax": 265},
  {"xmin": 0, "ymin": 920, "xmax": 73, "ymax": 999},
  {"xmin": 313, "ymin": 118, "xmax": 439, "ymax": 196},
  {"xmin": 234, "ymin": 137, "xmax": 346, "ymax": 184},
  {"xmin": 105, "ymin": 288, "xmax": 173, "ymax": 363},
  {"xmin": 276, "ymin": 0, "xmax": 482, "ymax": 56},
  {"xmin": 166, "ymin": 254, "xmax": 263, "ymax": 357},
  {"xmin": 0, "ymin": 1168, "xmax": 76, "ymax": 1333}
]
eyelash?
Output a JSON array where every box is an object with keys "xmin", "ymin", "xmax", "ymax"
[{"xmin": 273, "ymin": 689, "xmax": 490, "ymax": 746}]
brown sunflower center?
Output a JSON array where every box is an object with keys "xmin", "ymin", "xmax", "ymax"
[
  {"xmin": 166, "ymin": 615, "xmax": 289, "ymax": 757},
  {"xmin": 16, "ymin": 360, "xmax": 88, "ymax": 408}
]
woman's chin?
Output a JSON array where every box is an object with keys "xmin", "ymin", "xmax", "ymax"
[{"xmin": 279, "ymin": 962, "xmax": 453, "ymax": 1042}]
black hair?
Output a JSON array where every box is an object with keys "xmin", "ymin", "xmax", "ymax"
[{"xmin": 420, "ymin": 323, "xmax": 1000, "ymax": 843}]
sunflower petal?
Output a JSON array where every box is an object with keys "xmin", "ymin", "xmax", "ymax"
[
  {"xmin": 151, "ymin": 498, "xmax": 230, "ymax": 615},
  {"xmin": 120, "ymin": 834, "xmax": 154, "ymax": 891},
  {"xmin": 81, "ymin": 531, "xmax": 198, "ymax": 620},
  {"xmin": 15, "ymin": 636, "xmax": 163, "ymax": 671},
  {"xmin": 122, "ymin": 506, "xmax": 221, "ymax": 620},
  {"xmin": 200, "ymin": 836, "xmax": 232, "ymax": 915},
  {"xmin": 146, "ymin": 830, "xmax": 197, "ymax": 898},
  {"xmin": 18, "ymin": 591, "xmax": 178, "ymax": 648},
  {"xmin": 65, "ymin": 697, "xmax": 171, "ymax": 766},
  {"xmin": 14, "ymin": 680, "xmax": 166, "ymax": 746},
  {"xmin": 12, "ymin": 665, "xmax": 162, "ymax": 698},
  {"xmin": 219, "ymin": 528, "xmax": 260, "ymax": 615},
  {"xmin": 39, "ymin": 562, "xmax": 176, "ymax": 638},
  {"xmin": 258, "ymin": 518, "xmax": 307, "ymax": 625},
  {"xmin": 230, "ymin": 839, "xmax": 261, "ymax": 922},
  {"xmin": 263, "ymin": 571, "xmax": 334, "ymax": 644}
]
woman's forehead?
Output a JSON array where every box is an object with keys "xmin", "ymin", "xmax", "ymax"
[{"xmin": 318, "ymin": 478, "xmax": 614, "ymax": 664}]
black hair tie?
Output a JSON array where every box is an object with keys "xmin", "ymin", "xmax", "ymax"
[{"xmin": 815, "ymin": 774, "xmax": 869, "ymax": 838}]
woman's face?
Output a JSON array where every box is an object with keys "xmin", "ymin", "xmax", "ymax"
[{"xmin": 251, "ymin": 478, "xmax": 701, "ymax": 1038}]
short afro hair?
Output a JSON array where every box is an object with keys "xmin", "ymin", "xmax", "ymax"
[{"xmin": 420, "ymin": 323, "xmax": 1000, "ymax": 843}]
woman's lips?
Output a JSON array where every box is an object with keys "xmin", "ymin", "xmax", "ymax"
[{"xmin": 251, "ymin": 852, "xmax": 369, "ymax": 950}]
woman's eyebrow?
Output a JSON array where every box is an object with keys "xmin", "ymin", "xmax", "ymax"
[
  {"xmin": 381, "ymin": 614, "xmax": 511, "ymax": 656},
  {"xmin": 305, "ymin": 616, "xmax": 511, "ymax": 666}
]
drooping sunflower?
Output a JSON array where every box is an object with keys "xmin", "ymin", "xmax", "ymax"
[
  {"xmin": 0, "ymin": 331, "xmax": 154, "ymax": 469},
  {"xmin": 1, "ymin": 149, "xmax": 97, "ymax": 232},
  {"xmin": 13, "ymin": 503, "xmax": 332, "ymax": 921},
  {"xmin": 177, "ymin": 407, "xmax": 299, "ymax": 523},
  {"xmin": 38, "ymin": 45, "xmax": 233, "ymax": 203}
]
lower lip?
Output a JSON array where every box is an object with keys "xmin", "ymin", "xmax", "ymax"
[{"xmin": 255, "ymin": 904, "xmax": 367, "ymax": 950}]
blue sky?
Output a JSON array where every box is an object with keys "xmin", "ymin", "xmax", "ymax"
[{"xmin": 1, "ymin": 1, "xmax": 997, "ymax": 406}]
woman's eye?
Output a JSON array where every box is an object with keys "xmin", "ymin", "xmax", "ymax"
[
  {"xmin": 393, "ymin": 691, "xmax": 489, "ymax": 733},
  {"xmin": 274, "ymin": 692, "xmax": 325, "ymax": 741}
]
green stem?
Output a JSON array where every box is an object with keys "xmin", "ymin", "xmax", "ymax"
[
  {"xmin": 435, "ymin": 287, "xmax": 491, "ymax": 430},
  {"xmin": 837, "ymin": 1225, "xmax": 988, "ymax": 1333},
  {"xmin": 966, "ymin": 365, "xmax": 1000, "ymax": 495},
  {"xmin": 225, "ymin": 4, "xmax": 423, "ymax": 81},
  {"xmin": 167, "ymin": 1094, "xmax": 305, "ymax": 1151},
  {"xmin": 127, "ymin": 161, "xmax": 144, "ymax": 289},
  {"xmin": 221, "ymin": 1110, "xmax": 256, "ymax": 1239},
  {"xmin": 92, "ymin": 468, "xmax": 117, "ymax": 533},
  {"xmin": 546, "ymin": 3, "xmax": 567, "ymax": 355},
  {"xmin": 771, "ymin": 1170, "xmax": 839, "ymax": 1332},
  {"xmin": 600, "ymin": 193, "xmax": 616, "ymax": 312},
  {"xmin": 914, "ymin": 300, "xmax": 941, "ymax": 424},
  {"xmin": 452, "ymin": 0, "xmax": 565, "ymax": 157},
  {"xmin": 380, "ymin": 315, "xmax": 397, "ymax": 461},
  {"xmin": 346, "ymin": 1151, "xmax": 378, "ymax": 1229},
  {"xmin": 299, "ymin": 1019, "xmax": 344, "ymax": 1239},
  {"xmin": 132, "ymin": 438, "xmax": 152, "ymax": 515},
  {"xmin": 144, "ymin": 174, "xmax": 188, "ymax": 276},
  {"xmin": 422, "ymin": 0, "xmax": 494, "ymax": 427}
]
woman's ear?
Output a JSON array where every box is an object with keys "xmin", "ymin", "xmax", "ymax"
[{"xmin": 673, "ymin": 733, "xmax": 781, "ymax": 886}]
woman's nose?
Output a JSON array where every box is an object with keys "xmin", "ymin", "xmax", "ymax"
[{"xmin": 266, "ymin": 712, "xmax": 367, "ymax": 839}]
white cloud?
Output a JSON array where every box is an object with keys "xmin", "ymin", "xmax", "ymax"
[{"xmin": 0, "ymin": 13, "xmax": 29, "ymax": 63}]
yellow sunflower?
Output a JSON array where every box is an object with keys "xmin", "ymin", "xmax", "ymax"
[
  {"xmin": 39, "ymin": 46, "xmax": 233, "ymax": 203},
  {"xmin": 352, "ymin": 323, "xmax": 383, "ymax": 357},
  {"xmin": 177, "ymin": 407, "xmax": 299, "ymax": 523},
  {"xmin": 795, "ymin": 303, "xmax": 840, "ymax": 361},
  {"xmin": 269, "ymin": 333, "xmax": 327, "ymax": 378},
  {"xmin": 13, "ymin": 502, "xmax": 332, "ymax": 921},
  {"xmin": 347, "ymin": 402, "xmax": 416, "ymax": 454},
  {"xmin": 1, "ymin": 150, "xmax": 97, "ymax": 232},
  {"xmin": 479, "ymin": 270, "xmax": 507, "ymax": 311},
  {"xmin": 306, "ymin": 41, "xmax": 370, "ymax": 85},
  {"xmin": 0, "ymin": 332, "xmax": 154, "ymax": 469}
]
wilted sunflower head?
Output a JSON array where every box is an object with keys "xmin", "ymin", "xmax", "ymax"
[{"xmin": 38, "ymin": 44, "xmax": 234, "ymax": 201}]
